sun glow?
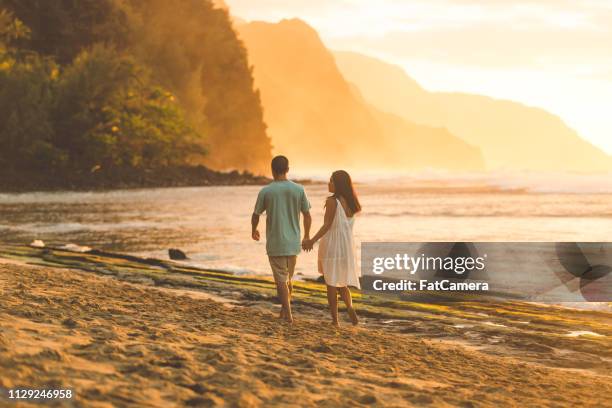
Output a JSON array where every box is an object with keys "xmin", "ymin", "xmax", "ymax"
[{"xmin": 227, "ymin": 0, "xmax": 612, "ymax": 154}]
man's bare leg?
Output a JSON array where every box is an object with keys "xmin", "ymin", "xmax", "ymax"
[
  {"xmin": 276, "ymin": 280, "xmax": 293, "ymax": 324},
  {"xmin": 279, "ymin": 279, "xmax": 293, "ymax": 319},
  {"xmin": 280, "ymin": 256, "xmax": 295, "ymax": 319}
]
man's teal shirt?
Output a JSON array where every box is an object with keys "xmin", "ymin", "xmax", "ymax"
[{"xmin": 254, "ymin": 180, "xmax": 311, "ymax": 256}]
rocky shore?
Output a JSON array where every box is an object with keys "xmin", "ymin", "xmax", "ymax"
[{"xmin": 0, "ymin": 165, "xmax": 276, "ymax": 192}]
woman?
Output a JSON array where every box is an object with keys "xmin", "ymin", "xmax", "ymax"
[{"xmin": 304, "ymin": 170, "xmax": 361, "ymax": 327}]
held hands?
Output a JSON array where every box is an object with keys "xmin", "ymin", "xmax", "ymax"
[
  {"xmin": 252, "ymin": 230, "xmax": 260, "ymax": 241},
  {"xmin": 302, "ymin": 237, "xmax": 314, "ymax": 252}
]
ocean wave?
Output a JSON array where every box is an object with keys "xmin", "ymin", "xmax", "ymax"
[
  {"xmin": 0, "ymin": 221, "xmax": 163, "ymax": 234},
  {"xmin": 366, "ymin": 211, "xmax": 612, "ymax": 218},
  {"xmin": 178, "ymin": 260, "xmax": 257, "ymax": 275},
  {"xmin": 296, "ymin": 170, "xmax": 612, "ymax": 194}
]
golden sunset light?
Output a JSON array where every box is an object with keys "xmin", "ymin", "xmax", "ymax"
[
  {"xmin": 1, "ymin": 2, "xmax": 611, "ymax": 407},
  {"xmin": 228, "ymin": 0, "xmax": 612, "ymax": 154}
]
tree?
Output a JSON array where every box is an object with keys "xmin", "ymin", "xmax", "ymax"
[
  {"xmin": 1, "ymin": 0, "xmax": 272, "ymax": 174},
  {"xmin": 52, "ymin": 44, "xmax": 205, "ymax": 171},
  {"xmin": 0, "ymin": 10, "xmax": 60, "ymax": 170},
  {"xmin": 117, "ymin": 0, "xmax": 272, "ymax": 172},
  {"xmin": 1, "ymin": 0, "xmax": 129, "ymax": 64}
]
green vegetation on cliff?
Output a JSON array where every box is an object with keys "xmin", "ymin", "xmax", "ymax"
[{"xmin": 0, "ymin": 0, "xmax": 271, "ymax": 181}]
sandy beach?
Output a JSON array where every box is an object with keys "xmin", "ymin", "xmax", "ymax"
[
  {"xmin": 0, "ymin": 253, "xmax": 611, "ymax": 407},
  {"xmin": 3, "ymin": 1, "xmax": 612, "ymax": 407}
]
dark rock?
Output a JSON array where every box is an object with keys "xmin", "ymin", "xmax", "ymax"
[
  {"xmin": 62, "ymin": 318, "xmax": 78, "ymax": 328},
  {"xmin": 184, "ymin": 383, "xmax": 209, "ymax": 394},
  {"xmin": 185, "ymin": 396, "xmax": 218, "ymax": 407},
  {"xmin": 169, "ymin": 248, "xmax": 188, "ymax": 260},
  {"xmin": 359, "ymin": 395, "xmax": 377, "ymax": 404},
  {"xmin": 311, "ymin": 344, "xmax": 333, "ymax": 353}
]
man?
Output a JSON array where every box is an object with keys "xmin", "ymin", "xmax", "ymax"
[{"xmin": 251, "ymin": 155, "xmax": 312, "ymax": 324}]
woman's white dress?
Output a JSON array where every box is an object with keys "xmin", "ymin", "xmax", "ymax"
[{"xmin": 318, "ymin": 198, "xmax": 360, "ymax": 288}]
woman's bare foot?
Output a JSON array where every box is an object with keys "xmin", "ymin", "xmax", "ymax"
[
  {"xmin": 347, "ymin": 307, "xmax": 358, "ymax": 326},
  {"xmin": 331, "ymin": 319, "xmax": 340, "ymax": 327}
]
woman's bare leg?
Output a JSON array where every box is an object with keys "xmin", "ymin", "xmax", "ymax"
[
  {"xmin": 326, "ymin": 285, "xmax": 339, "ymax": 326},
  {"xmin": 338, "ymin": 287, "xmax": 358, "ymax": 325}
]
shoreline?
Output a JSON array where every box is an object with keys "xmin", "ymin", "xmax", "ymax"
[
  {"xmin": 2, "ymin": 245, "xmax": 611, "ymax": 365},
  {"xmin": 0, "ymin": 251, "xmax": 611, "ymax": 406},
  {"xmin": 0, "ymin": 166, "xmax": 269, "ymax": 193},
  {"xmin": 0, "ymin": 166, "xmax": 313, "ymax": 193}
]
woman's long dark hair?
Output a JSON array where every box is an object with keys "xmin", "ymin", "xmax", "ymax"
[{"xmin": 331, "ymin": 170, "xmax": 361, "ymax": 215}]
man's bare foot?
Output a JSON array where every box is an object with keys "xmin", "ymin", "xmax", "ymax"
[
  {"xmin": 331, "ymin": 319, "xmax": 340, "ymax": 327},
  {"xmin": 279, "ymin": 307, "xmax": 293, "ymax": 324},
  {"xmin": 347, "ymin": 307, "xmax": 358, "ymax": 326}
]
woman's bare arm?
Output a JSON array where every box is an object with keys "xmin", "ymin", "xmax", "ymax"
[{"xmin": 310, "ymin": 197, "xmax": 337, "ymax": 244}]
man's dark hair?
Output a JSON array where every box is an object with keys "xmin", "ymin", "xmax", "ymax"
[{"xmin": 271, "ymin": 155, "xmax": 289, "ymax": 174}]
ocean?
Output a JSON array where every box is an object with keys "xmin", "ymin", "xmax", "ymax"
[{"xmin": 1, "ymin": 173, "xmax": 612, "ymax": 280}]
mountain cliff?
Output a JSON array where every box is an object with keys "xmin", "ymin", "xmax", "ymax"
[
  {"xmin": 334, "ymin": 51, "xmax": 612, "ymax": 172},
  {"xmin": 236, "ymin": 19, "xmax": 484, "ymax": 171}
]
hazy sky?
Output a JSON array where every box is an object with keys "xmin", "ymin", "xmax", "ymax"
[{"xmin": 226, "ymin": 0, "xmax": 612, "ymax": 154}]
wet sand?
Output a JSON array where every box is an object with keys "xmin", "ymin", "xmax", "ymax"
[{"xmin": 1, "ymin": 260, "xmax": 611, "ymax": 407}]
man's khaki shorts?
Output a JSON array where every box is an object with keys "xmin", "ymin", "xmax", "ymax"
[{"xmin": 268, "ymin": 255, "xmax": 297, "ymax": 283}]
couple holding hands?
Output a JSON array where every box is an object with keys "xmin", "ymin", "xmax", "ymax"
[{"xmin": 251, "ymin": 156, "xmax": 361, "ymax": 326}]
